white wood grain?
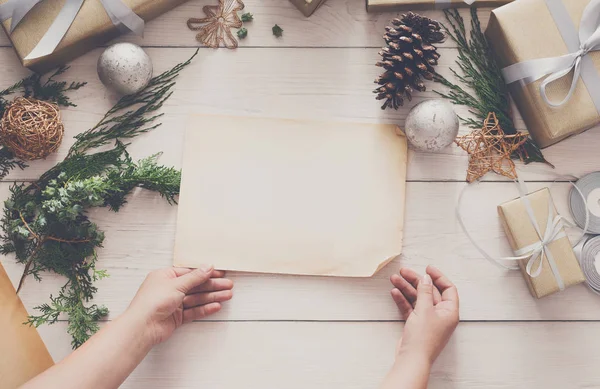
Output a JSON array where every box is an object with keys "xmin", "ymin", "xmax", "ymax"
[
  {"xmin": 0, "ymin": 1, "xmax": 492, "ymax": 49},
  {"xmin": 37, "ymin": 321, "xmax": 600, "ymax": 389},
  {"xmin": 0, "ymin": 47, "xmax": 598, "ymax": 182},
  {"xmin": 5, "ymin": 181, "xmax": 600, "ymax": 321},
  {"xmin": 2, "ymin": 2, "xmax": 600, "ymax": 387}
]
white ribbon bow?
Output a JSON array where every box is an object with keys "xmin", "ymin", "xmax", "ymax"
[
  {"xmin": 513, "ymin": 200, "xmax": 568, "ymax": 289},
  {"xmin": 502, "ymin": 0, "xmax": 600, "ymax": 108},
  {"xmin": 456, "ymin": 175, "xmax": 589, "ymax": 289},
  {"xmin": 0, "ymin": 0, "xmax": 144, "ymax": 60}
]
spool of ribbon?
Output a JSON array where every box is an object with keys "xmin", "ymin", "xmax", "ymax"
[
  {"xmin": 580, "ymin": 235, "xmax": 600, "ymax": 295},
  {"xmin": 501, "ymin": 0, "xmax": 600, "ymax": 110},
  {"xmin": 569, "ymin": 172, "xmax": 600, "ymax": 234},
  {"xmin": 457, "ymin": 177, "xmax": 589, "ymax": 290},
  {"xmin": 0, "ymin": 0, "xmax": 144, "ymax": 60}
]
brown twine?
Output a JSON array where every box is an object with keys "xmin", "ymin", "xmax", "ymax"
[
  {"xmin": 455, "ymin": 112, "xmax": 529, "ymax": 183},
  {"xmin": 0, "ymin": 97, "xmax": 64, "ymax": 160}
]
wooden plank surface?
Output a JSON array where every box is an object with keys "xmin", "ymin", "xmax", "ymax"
[
  {"xmin": 0, "ymin": 0, "xmax": 489, "ymax": 49},
  {"xmin": 6, "ymin": 181, "xmax": 600, "ymax": 321},
  {"xmin": 36, "ymin": 321, "xmax": 600, "ymax": 389},
  {"xmin": 0, "ymin": 47, "xmax": 598, "ymax": 182},
  {"xmin": 1, "ymin": 1, "xmax": 599, "ymax": 388}
]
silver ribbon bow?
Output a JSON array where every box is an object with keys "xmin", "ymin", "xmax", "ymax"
[
  {"xmin": 502, "ymin": 0, "xmax": 600, "ymax": 109},
  {"xmin": 0, "ymin": 0, "xmax": 144, "ymax": 60},
  {"xmin": 513, "ymin": 197, "xmax": 568, "ymax": 289},
  {"xmin": 456, "ymin": 174, "xmax": 589, "ymax": 289}
]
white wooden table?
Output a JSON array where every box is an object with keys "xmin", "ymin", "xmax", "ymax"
[{"xmin": 3, "ymin": 1, "xmax": 600, "ymax": 388}]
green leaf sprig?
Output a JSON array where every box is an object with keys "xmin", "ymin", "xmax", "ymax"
[
  {"xmin": 1, "ymin": 50, "xmax": 198, "ymax": 349},
  {"xmin": 433, "ymin": 9, "xmax": 550, "ymax": 166}
]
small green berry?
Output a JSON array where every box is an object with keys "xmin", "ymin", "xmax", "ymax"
[
  {"xmin": 237, "ymin": 27, "xmax": 248, "ymax": 39},
  {"xmin": 272, "ymin": 24, "xmax": 283, "ymax": 38}
]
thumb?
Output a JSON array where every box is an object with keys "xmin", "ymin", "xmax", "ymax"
[
  {"xmin": 415, "ymin": 274, "xmax": 434, "ymax": 312},
  {"xmin": 176, "ymin": 265, "xmax": 214, "ymax": 293}
]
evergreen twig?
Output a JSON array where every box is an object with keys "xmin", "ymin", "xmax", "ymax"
[
  {"xmin": 433, "ymin": 9, "xmax": 550, "ymax": 166},
  {"xmin": 1, "ymin": 50, "xmax": 198, "ymax": 349}
]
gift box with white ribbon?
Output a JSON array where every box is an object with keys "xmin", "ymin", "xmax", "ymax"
[
  {"xmin": 498, "ymin": 188, "xmax": 585, "ymax": 298},
  {"xmin": 487, "ymin": 0, "xmax": 600, "ymax": 148},
  {"xmin": 0, "ymin": 0, "xmax": 189, "ymax": 72}
]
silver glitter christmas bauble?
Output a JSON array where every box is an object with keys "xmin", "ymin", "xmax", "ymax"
[
  {"xmin": 404, "ymin": 99, "xmax": 459, "ymax": 152},
  {"xmin": 97, "ymin": 43, "xmax": 153, "ymax": 95}
]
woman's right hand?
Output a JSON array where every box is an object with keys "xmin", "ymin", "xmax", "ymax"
[{"xmin": 390, "ymin": 265, "xmax": 459, "ymax": 365}]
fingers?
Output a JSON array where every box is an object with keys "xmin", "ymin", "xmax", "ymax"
[
  {"xmin": 415, "ymin": 274, "xmax": 434, "ymax": 312},
  {"xmin": 189, "ymin": 278, "xmax": 234, "ymax": 294},
  {"xmin": 398, "ymin": 268, "xmax": 442, "ymax": 305},
  {"xmin": 211, "ymin": 270, "xmax": 227, "ymax": 278},
  {"xmin": 182, "ymin": 302, "xmax": 222, "ymax": 323},
  {"xmin": 171, "ymin": 267, "xmax": 194, "ymax": 277},
  {"xmin": 175, "ymin": 265, "xmax": 214, "ymax": 293},
  {"xmin": 426, "ymin": 265, "xmax": 459, "ymax": 306},
  {"xmin": 183, "ymin": 290, "xmax": 233, "ymax": 309},
  {"xmin": 390, "ymin": 273, "xmax": 417, "ymax": 304},
  {"xmin": 426, "ymin": 265, "xmax": 454, "ymax": 291},
  {"xmin": 172, "ymin": 267, "xmax": 226, "ymax": 279},
  {"xmin": 390, "ymin": 288, "xmax": 413, "ymax": 318}
]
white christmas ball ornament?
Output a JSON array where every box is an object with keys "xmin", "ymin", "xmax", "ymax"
[
  {"xmin": 97, "ymin": 43, "xmax": 153, "ymax": 95},
  {"xmin": 404, "ymin": 99, "xmax": 459, "ymax": 152}
]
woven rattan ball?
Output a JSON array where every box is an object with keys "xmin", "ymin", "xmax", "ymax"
[{"xmin": 0, "ymin": 97, "xmax": 64, "ymax": 160}]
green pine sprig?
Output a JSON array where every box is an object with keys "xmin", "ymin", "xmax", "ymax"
[
  {"xmin": 433, "ymin": 9, "xmax": 550, "ymax": 166},
  {"xmin": 2, "ymin": 50, "xmax": 197, "ymax": 349}
]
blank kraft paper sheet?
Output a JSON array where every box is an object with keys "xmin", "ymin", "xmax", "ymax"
[{"xmin": 174, "ymin": 115, "xmax": 407, "ymax": 277}]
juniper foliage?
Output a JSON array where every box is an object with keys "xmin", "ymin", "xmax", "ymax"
[
  {"xmin": 1, "ymin": 51, "xmax": 197, "ymax": 349},
  {"xmin": 433, "ymin": 9, "xmax": 550, "ymax": 165}
]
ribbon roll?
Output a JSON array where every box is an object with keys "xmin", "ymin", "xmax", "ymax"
[
  {"xmin": 580, "ymin": 235, "xmax": 600, "ymax": 295},
  {"xmin": 501, "ymin": 0, "xmax": 600, "ymax": 110},
  {"xmin": 569, "ymin": 172, "xmax": 600, "ymax": 234},
  {"xmin": 0, "ymin": 0, "xmax": 144, "ymax": 60}
]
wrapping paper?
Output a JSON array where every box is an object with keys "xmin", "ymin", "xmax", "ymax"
[
  {"xmin": 174, "ymin": 115, "xmax": 408, "ymax": 277},
  {"xmin": 366, "ymin": 0, "xmax": 511, "ymax": 12},
  {"xmin": 0, "ymin": 0, "xmax": 190, "ymax": 73},
  {"xmin": 498, "ymin": 188, "xmax": 585, "ymax": 298},
  {"xmin": 0, "ymin": 263, "xmax": 54, "ymax": 388},
  {"xmin": 486, "ymin": 0, "xmax": 600, "ymax": 148},
  {"xmin": 288, "ymin": 0, "xmax": 327, "ymax": 16}
]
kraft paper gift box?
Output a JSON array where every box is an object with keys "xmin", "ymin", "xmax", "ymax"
[
  {"xmin": 0, "ymin": 0, "xmax": 190, "ymax": 73},
  {"xmin": 486, "ymin": 0, "xmax": 600, "ymax": 148},
  {"xmin": 366, "ymin": 0, "xmax": 512, "ymax": 12},
  {"xmin": 289, "ymin": 0, "xmax": 327, "ymax": 16},
  {"xmin": 0, "ymin": 263, "xmax": 54, "ymax": 388},
  {"xmin": 497, "ymin": 188, "xmax": 585, "ymax": 298}
]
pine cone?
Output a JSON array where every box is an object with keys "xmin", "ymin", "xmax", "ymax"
[{"xmin": 374, "ymin": 12, "xmax": 446, "ymax": 110}]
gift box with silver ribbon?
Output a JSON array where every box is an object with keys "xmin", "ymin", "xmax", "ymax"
[
  {"xmin": 487, "ymin": 0, "xmax": 600, "ymax": 148},
  {"xmin": 498, "ymin": 188, "xmax": 586, "ymax": 298},
  {"xmin": 0, "ymin": 0, "xmax": 190, "ymax": 72}
]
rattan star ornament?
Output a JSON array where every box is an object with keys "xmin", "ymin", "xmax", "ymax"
[
  {"xmin": 187, "ymin": 0, "xmax": 245, "ymax": 49},
  {"xmin": 455, "ymin": 113, "xmax": 529, "ymax": 183}
]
